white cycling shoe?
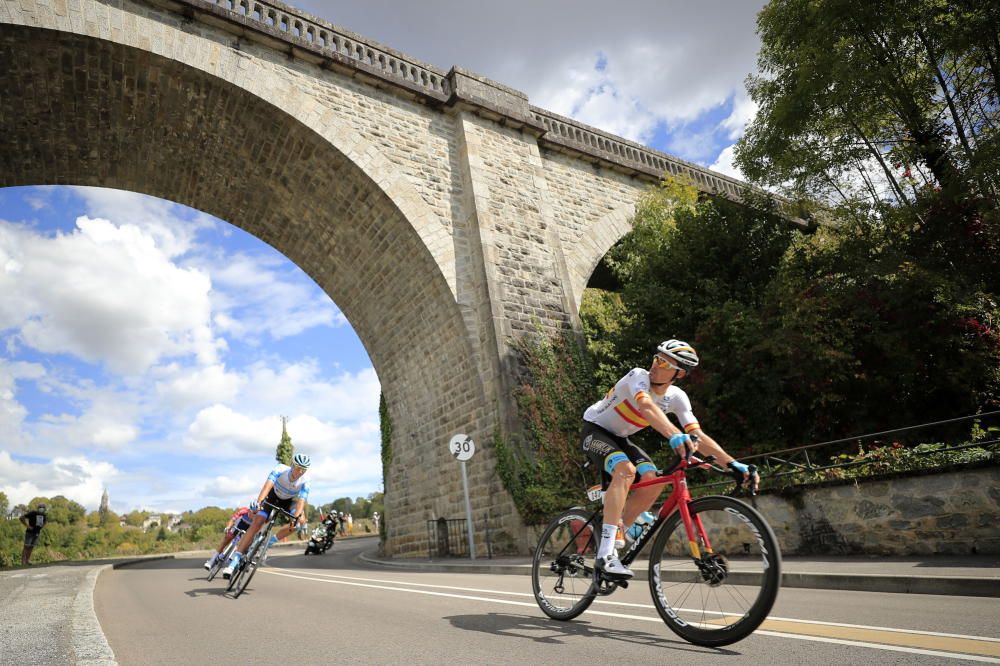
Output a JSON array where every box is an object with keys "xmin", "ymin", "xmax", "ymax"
[
  {"xmin": 597, "ymin": 554, "xmax": 634, "ymax": 579},
  {"xmin": 202, "ymin": 554, "xmax": 217, "ymax": 571},
  {"xmin": 221, "ymin": 555, "xmax": 240, "ymax": 579}
]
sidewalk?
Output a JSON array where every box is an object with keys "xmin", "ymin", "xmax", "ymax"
[{"xmin": 359, "ymin": 551, "xmax": 1000, "ymax": 598}]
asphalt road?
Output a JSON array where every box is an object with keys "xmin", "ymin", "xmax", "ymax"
[{"xmin": 94, "ymin": 536, "xmax": 1000, "ymax": 665}]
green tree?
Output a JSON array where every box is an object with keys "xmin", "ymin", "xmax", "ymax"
[
  {"xmin": 125, "ymin": 510, "xmax": 150, "ymax": 527},
  {"xmin": 736, "ymin": 0, "xmax": 998, "ymax": 206},
  {"xmin": 276, "ymin": 415, "xmax": 294, "ymax": 466},
  {"xmin": 0, "ymin": 492, "xmax": 8, "ymax": 518}
]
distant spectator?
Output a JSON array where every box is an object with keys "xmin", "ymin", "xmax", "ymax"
[
  {"xmin": 347, "ymin": 513, "xmax": 354, "ymax": 536},
  {"xmin": 373, "ymin": 511, "xmax": 380, "ymax": 533},
  {"xmin": 338, "ymin": 512, "xmax": 347, "ymax": 536},
  {"xmin": 20, "ymin": 504, "xmax": 48, "ymax": 566}
]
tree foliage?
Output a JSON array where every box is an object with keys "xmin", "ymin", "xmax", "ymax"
[
  {"xmin": 736, "ymin": 0, "xmax": 999, "ymax": 208},
  {"xmin": 581, "ymin": 178, "xmax": 998, "ymax": 454},
  {"xmin": 275, "ymin": 416, "xmax": 294, "ymax": 466}
]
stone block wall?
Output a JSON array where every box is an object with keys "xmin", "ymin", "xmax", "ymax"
[{"xmin": 747, "ymin": 465, "xmax": 1000, "ymax": 556}]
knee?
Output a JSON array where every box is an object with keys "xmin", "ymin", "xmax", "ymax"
[{"xmin": 611, "ymin": 461, "xmax": 636, "ymax": 484}]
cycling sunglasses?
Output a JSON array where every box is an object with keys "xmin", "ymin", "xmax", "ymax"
[{"xmin": 653, "ymin": 355, "xmax": 685, "ymax": 373}]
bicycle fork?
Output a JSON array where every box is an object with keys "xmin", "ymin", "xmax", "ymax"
[{"xmin": 678, "ymin": 499, "xmax": 730, "ymax": 586}]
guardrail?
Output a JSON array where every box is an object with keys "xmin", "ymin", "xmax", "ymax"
[{"xmin": 688, "ymin": 410, "xmax": 1000, "ymax": 493}]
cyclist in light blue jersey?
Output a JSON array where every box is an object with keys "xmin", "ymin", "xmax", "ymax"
[{"xmin": 222, "ymin": 453, "xmax": 312, "ymax": 579}]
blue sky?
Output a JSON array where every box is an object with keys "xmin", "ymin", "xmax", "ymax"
[
  {"xmin": 1, "ymin": 186, "xmax": 380, "ymax": 514},
  {"xmin": 1, "ymin": 1, "xmax": 766, "ymax": 514}
]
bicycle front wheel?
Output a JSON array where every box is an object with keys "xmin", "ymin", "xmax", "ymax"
[
  {"xmin": 648, "ymin": 496, "xmax": 781, "ymax": 647},
  {"xmin": 232, "ymin": 532, "xmax": 268, "ymax": 598},
  {"xmin": 531, "ymin": 509, "xmax": 599, "ymax": 621}
]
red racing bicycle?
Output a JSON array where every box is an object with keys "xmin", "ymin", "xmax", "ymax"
[{"xmin": 531, "ymin": 451, "xmax": 781, "ymax": 647}]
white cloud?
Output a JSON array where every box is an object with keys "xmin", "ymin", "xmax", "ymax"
[
  {"xmin": 0, "ymin": 451, "xmax": 120, "ymax": 508},
  {"xmin": 0, "ymin": 216, "xmax": 220, "ymax": 374},
  {"xmin": 239, "ymin": 363, "xmax": 380, "ymax": 421},
  {"xmin": 201, "ymin": 473, "xmax": 260, "ymax": 498},
  {"xmin": 720, "ymin": 93, "xmax": 759, "ymax": 142},
  {"xmin": 199, "ymin": 252, "xmax": 345, "ymax": 343},
  {"xmin": 0, "ymin": 360, "xmax": 44, "ymax": 451},
  {"xmin": 70, "ymin": 186, "xmax": 215, "ymax": 259},
  {"xmin": 155, "ymin": 363, "xmax": 244, "ymax": 411},
  {"xmin": 709, "ymin": 144, "xmax": 743, "ymax": 180}
]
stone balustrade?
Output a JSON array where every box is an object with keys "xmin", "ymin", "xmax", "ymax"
[
  {"xmin": 156, "ymin": 0, "xmax": 753, "ymax": 199},
  {"xmin": 531, "ymin": 107, "xmax": 749, "ymax": 199},
  {"xmin": 175, "ymin": 0, "xmax": 451, "ymax": 99}
]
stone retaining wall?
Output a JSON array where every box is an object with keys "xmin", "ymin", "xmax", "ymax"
[{"xmin": 749, "ymin": 465, "xmax": 1000, "ymax": 556}]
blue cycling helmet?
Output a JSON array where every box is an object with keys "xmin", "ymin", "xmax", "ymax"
[{"xmin": 292, "ymin": 453, "xmax": 311, "ymax": 469}]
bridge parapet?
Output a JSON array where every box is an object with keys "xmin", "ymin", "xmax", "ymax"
[
  {"xmin": 154, "ymin": 0, "xmax": 756, "ymax": 201},
  {"xmin": 163, "ymin": 0, "xmax": 452, "ymax": 99},
  {"xmin": 531, "ymin": 107, "xmax": 750, "ymax": 199}
]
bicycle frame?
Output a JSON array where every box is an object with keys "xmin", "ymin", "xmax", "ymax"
[
  {"xmin": 568, "ymin": 455, "xmax": 716, "ymax": 570},
  {"xmin": 620, "ymin": 456, "xmax": 714, "ymax": 565}
]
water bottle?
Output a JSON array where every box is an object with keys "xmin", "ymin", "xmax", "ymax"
[{"xmin": 626, "ymin": 511, "xmax": 655, "ymax": 542}]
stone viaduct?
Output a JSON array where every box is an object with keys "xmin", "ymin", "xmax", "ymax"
[{"xmin": 0, "ymin": 0, "xmax": 755, "ymax": 555}]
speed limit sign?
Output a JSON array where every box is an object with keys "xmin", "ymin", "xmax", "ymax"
[{"xmin": 449, "ymin": 434, "xmax": 475, "ymax": 461}]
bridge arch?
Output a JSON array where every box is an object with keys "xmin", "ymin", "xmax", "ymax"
[
  {"xmin": 565, "ymin": 203, "xmax": 636, "ymax": 315},
  {"xmin": 0, "ymin": 11, "xmax": 496, "ymax": 555}
]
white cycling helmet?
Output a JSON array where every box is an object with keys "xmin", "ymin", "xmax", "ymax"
[
  {"xmin": 656, "ymin": 339, "xmax": 699, "ymax": 369},
  {"xmin": 292, "ymin": 453, "xmax": 311, "ymax": 469}
]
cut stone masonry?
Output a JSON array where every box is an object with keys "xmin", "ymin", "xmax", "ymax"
[{"xmin": 2, "ymin": 0, "xmax": 775, "ymax": 555}]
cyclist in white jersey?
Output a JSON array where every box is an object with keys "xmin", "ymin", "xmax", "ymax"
[
  {"xmin": 222, "ymin": 453, "xmax": 312, "ymax": 579},
  {"xmin": 581, "ymin": 339, "xmax": 759, "ymax": 579}
]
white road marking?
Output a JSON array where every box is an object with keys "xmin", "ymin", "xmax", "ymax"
[
  {"xmin": 261, "ymin": 568, "xmax": 999, "ymax": 662},
  {"xmin": 278, "ymin": 568, "xmax": 1000, "ymax": 642}
]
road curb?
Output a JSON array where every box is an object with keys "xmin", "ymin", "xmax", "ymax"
[
  {"xmin": 358, "ymin": 552, "xmax": 1000, "ymax": 597},
  {"xmin": 70, "ymin": 565, "xmax": 117, "ymax": 666}
]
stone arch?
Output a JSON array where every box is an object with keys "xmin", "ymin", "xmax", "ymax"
[
  {"xmin": 0, "ymin": 17, "xmax": 497, "ymax": 556},
  {"xmin": 2, "ymin": 0, "xmax": 456, "ymax": 296},
  {"xmin": 565, "ymin": 204, "xmax": 635, "ymax": 314}
]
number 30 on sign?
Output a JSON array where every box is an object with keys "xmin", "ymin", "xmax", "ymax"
[{"xmin": 448, "ymin": 434, "xmax": 475, "ymax": 461}]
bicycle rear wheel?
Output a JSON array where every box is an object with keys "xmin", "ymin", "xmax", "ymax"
[
  {"xmin": 648, "ymin": 496, "xmax": 781, "ymax": 647},
  {"xmin": 531, "ymin": 509, "xmax": 599, "ymax": 621}
]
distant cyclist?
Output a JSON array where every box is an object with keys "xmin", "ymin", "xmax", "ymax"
[
  {"xmin": 203, "ymin": 503, "xmax": 256, "ymax": 571},
  {"xmin": 581, "ymin": 339, "xmax": 759, "ymax": 580},
  {"xmin": 222, "ymin": 453, "xmax": 312, "ymax": 579}
]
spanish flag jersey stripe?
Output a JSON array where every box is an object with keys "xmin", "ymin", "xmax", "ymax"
[
  {"xmin": 614, "ymin": 399, "xmax": 649, "ymax": 428},
  {"xmin": 684, "ymin": 422, "xmax": 701, "ymax": 433}
]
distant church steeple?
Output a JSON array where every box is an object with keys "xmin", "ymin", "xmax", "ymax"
[{"xmin": 100, "ymin": 487, "xmax": 110, "ymax": 516}]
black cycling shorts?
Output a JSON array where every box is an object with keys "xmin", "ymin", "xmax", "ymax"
[
  {"xmin": 261, "ymin": 489, "xmax": 295, "ymax": 518},
  {"xmin": 580, "ymin": 421, "xmax": 656, "ymax": 489}
]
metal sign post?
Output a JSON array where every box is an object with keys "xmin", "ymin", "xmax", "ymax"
[{"xmin": 448, "ymin": 434, "xmax": 476, "ymax": 560}]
